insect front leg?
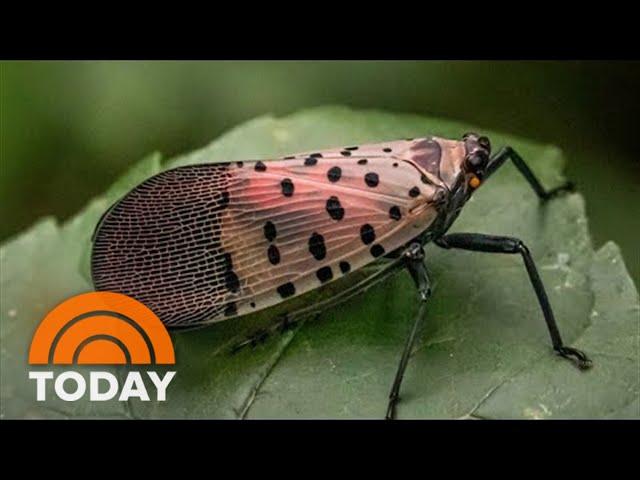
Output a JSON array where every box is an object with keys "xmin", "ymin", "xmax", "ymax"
[
  {"xmin": 386, "ymin": 242, "xmax": 432, "ymax": 420},
  {"xmin": 486, "ymin": 146, "xmax": 574, "ymax": 201},
  {"xmin": 434, "ymin": 233, "xmax": 592, "ymax": 370}
]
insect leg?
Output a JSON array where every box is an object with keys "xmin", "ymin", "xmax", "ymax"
[
  {"xmin": 230, "ymin": 256, "xmax": 406, "ymax": 353},
  {"xmin": 386, "ymin": 242, "xmax": 432, "ymax": 420},
  {"xmin": 486, "ymin": 146, "xmax": 574, "ymax": 201},
  {"xmin": 435, "ymin": 233, "xmax": 592, "ymax": 370}
]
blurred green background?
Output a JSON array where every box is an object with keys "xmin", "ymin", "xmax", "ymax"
[{"xmin": 1, "ymin": 61, "xmax": 638, "ymax": 284}]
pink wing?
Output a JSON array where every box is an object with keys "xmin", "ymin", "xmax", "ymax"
[{"xmin": 92, "ymin": 138, "xmax": 446, "ymax": 327}]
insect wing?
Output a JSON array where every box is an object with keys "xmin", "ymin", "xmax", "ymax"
[{"xmin": 92, "ymin": 139, "xmax": 442, "ymax": 327}]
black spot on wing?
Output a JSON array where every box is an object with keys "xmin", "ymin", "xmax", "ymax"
[
  {"xmin": 360, "ymin": 224, "xmax": 376, "ymax": 245},
  {"xmin": 308, "ymin": 232, "xmax": 327, "ymax": 260},
  {"xmin": 327, "ymin": 166, "xmax": 342, "ymax": 182},
  {"xmin": 277, "ymin": 282, "xmax": 296, "ymax": 299},
  {"xmin": 364, "ymin": 172, "xmax": 379, "ymax": 188},
  {"xmin": 224, "ymin": 271, "xmax": 240, "ymax": 293},
  {"xmin": 281, "ymin": 178, "xmax": 294, "ymax": 197},
  {"xmin": 222, "ymin": 253, "xmax": 233, "ymax": 271},
  {"xmin": 264, "ymin": 221, "xmax": 277, "ymax": 242},
  {"xmin": 267, "ymin": 245, "xmax": 281, "ymax": 265},
  {"xmin": 326, "ymin": 196, "xmax": 345, "ymax": 221},
  {"xmin": 316, "ymin": 266, "xmax": 333, "ymax": 283},
  {"xmin": 220, "ymin": 191, "xmax": 230, "ymax": 209},
  {"xmin": 389, "ymin": 206, "xmax": 402, "ymax": 221},
  {"xmin": 224, "ymin": 302, "xmax": 238, "ymax": 317},
  {"xmin": 370, "ymin": 244, "xmax": 385, "ymax": 258}
]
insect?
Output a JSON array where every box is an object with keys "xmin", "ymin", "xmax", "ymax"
[{"xmin": 91, "ymin": 133, "xmax": 592, "ymax": 419}]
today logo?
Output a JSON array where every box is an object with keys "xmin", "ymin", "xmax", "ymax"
[{"xmin": 28, "ymin": 291, "xmax": 176, "ymax": 402}]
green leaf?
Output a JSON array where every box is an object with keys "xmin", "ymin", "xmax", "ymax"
[{"xmin": 1, "ymin": 106, "xmax": 638, "ymax": 419}]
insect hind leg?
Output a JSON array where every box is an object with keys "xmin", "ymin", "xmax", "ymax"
[
  {"xmin": 435, "ymin": 232, "xmax": 592, "ymax": 370},
  {"xmin": 386, "ymin": 242, "xmax": 432, "ymax": 420},
  {"xmin": 229, "ymin": 255, "xmax": 406, "ymax": 355}
]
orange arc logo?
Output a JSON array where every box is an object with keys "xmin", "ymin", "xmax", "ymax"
[{"xmin": 29, "ymin": 292, "xmax": 175, "ymax": 365}]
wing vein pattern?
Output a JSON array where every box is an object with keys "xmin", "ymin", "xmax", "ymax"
[{"xmin": 92, "ymin": 137, "xmax": 462, "ymax": 326}]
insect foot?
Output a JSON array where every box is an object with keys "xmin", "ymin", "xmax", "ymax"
[
  {"xmin": 555, "ymin": 345, "xmax": 593, "ymax": 370},
  {"xmin": 541, "ymin": 181, "xmax": 576, "ymax": 201}
]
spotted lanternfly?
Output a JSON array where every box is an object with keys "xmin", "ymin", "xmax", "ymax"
[{"xmin": 91, "ymin": 133, "xmax": 592, "ymax": 419}]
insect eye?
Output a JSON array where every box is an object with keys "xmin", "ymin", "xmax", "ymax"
[
  {"xmin": 462, "ymin": 131, "xmax": 477, "ymax": 141},
  {"xmin": 465, "ymin": 150, "xmax": 489, "ymax": 173},
  {"xmin": 477, "ymin": 136, "xmax": 491, "ymax": 152}
]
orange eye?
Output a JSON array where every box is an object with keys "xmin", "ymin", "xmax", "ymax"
[{"xmin": 469, "ymin": 175, "xmax": 481, "ymax": 189}]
